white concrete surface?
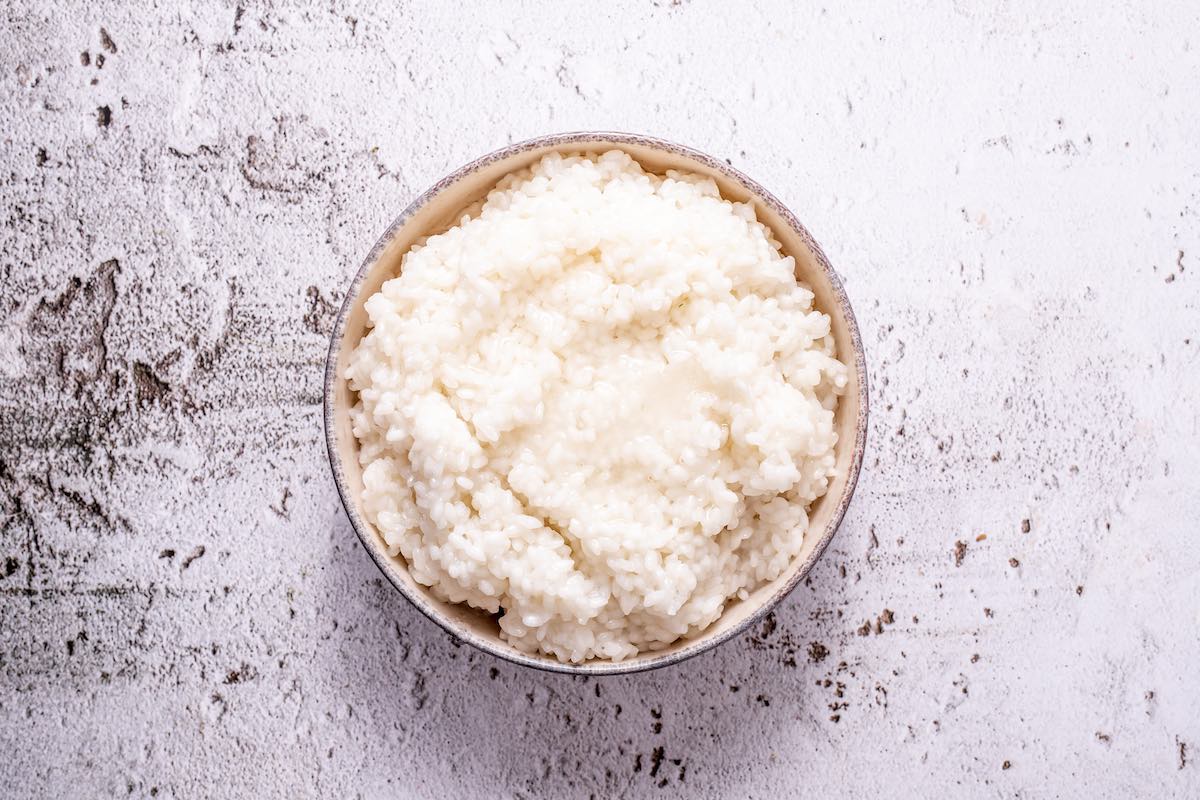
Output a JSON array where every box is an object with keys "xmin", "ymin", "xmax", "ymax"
[{"xmin": 2, "ymin": 1, "xmax": 1198, "ymax": 797}]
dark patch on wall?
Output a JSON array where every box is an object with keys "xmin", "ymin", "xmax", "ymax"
[
  {"xmin": 132, "ymin": 362, "xmax": 171, "ymax": 406},
  {"xmin": 224, "ymin": 662, "xmax": 258, "ymax": 684},
  {"xmin": 649, "ymin": 746, "xmax": 664, "ymax": 777},
  {"xmin": 181, "ymin": 545, "xmax": 206, "ymax": 570},
  {"xmin": 304, "ymin": 286, "xmax": 339, "ymax": 335}
]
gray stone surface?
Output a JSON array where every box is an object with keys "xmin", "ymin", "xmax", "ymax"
[{"xmin": 2, "ymin": 2, "xmax": 1198, "ymax": 797}]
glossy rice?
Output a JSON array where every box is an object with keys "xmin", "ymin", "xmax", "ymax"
[{"xmin": 346, "ymin": 150, "xmax": 847, "ymax": 662}]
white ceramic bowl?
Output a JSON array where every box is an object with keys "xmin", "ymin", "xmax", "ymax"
[{"xmin": 324, "ymin": 132, "xmax": 868, "ymax": 674}]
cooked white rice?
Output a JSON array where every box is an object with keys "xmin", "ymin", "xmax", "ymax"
[{"xmin": 346, "ymin": 150, "xmax": 847, "ymax": 663}]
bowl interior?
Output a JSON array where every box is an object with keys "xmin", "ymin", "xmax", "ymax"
[{"xmin": 326, "ymin": 133, "xmax": 867, "ymax": 674}]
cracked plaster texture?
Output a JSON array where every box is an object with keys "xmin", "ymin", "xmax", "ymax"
[{"xmin": 1, "ymin": 1, "xmax": 1198, "ymax": 798}]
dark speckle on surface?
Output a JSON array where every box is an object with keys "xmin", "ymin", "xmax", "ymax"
[
  {"xmin": 181, "ymin": 546, "xmax": 206, "ymax": 570},
  {"xmin": 224, "ymin": 663, "xmax": 258, "ymax": 684}
]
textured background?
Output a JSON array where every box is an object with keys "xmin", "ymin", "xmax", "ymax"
[{"xmin": 2, "ymin": 1, "xmax": 1198, "ymax": 797}]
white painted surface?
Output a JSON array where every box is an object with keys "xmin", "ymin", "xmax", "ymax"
[{"xmin": 1, "ymin": 2, "xmax": 1197, "ymax": 797}]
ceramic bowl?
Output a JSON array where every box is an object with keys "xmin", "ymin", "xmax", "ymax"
[{"xmin": 324, "ymin": 132, "xmax": 868, "ymax": 674}]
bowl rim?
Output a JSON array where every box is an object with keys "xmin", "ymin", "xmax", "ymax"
[{"xmin": 323, "ymin": 130, "xmax": 869, "ymax": 675}]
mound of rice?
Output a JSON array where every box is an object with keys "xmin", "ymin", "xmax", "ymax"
[{"xmin": 346, "ymin": 150, "xmax": 847, "ymax": 663}]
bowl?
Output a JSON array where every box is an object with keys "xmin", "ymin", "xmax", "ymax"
[{"xmin": 324, "ymin": 132, "xmax": 868, "ymax": 674}]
